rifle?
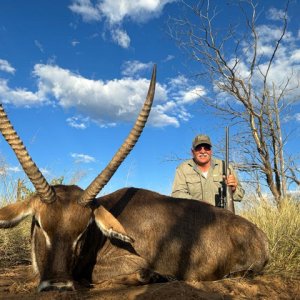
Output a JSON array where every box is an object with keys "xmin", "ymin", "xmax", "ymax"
[{"xmin": 225, "ymin": 126, "xmax": 235, "ymax": 213}]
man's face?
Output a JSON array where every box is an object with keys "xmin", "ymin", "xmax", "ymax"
[{"xmin": 192, "ymin": 143, "xmax": 212, "ymax": 166}]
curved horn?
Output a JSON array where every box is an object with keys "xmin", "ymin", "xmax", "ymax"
[
  {"xmin": 79, "ymin": 65, "xmax": 157, "ymax": 205},
  {"xmin": 0, "ymin": 104, "xmax": 56, "ymax": 203}
]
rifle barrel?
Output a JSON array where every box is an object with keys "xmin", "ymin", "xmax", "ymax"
[
  {"xmin": 225, "ymin": 126, "xmax": 235, "ymax": 214},
  {"xmin": 226, "ymin": 126, "xmax": 229, "ymax": 177}
]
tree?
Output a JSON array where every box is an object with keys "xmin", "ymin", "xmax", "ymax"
[{"xmin": 168, "ymin": 0, "xmax": 300, "ymax": 205}]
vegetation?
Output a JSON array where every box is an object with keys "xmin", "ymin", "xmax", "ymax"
[
  {"xmin": 0, "ymin": 219, "xmax": 31, "ymax": 268},
  {"xmin": 241, "ymin": 196, "xmax": 300, "ymax": 278}
]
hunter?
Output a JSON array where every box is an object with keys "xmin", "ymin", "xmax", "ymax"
[{"xmin": 171, "ymin": 134, "xmax": 244, "ymax": 207}]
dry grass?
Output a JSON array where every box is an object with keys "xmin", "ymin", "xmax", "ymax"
[
  {"xmin": 0, "ymin": 218, "xmax": 31, "ymax": 268},
  {"xmin": 240, "ymin": 196, "xmax": 300, "ymax": 278},
  {"xmin": 0, "ymin": 159, "xmax": 34, "ymax": 268}
]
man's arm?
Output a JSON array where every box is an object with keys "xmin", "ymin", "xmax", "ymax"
[{"xmin": 171, "ymin": 167, "xmax": 193, "ymax": 199}]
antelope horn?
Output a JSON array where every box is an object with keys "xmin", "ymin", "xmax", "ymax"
[
  {"xmin": 79, "ymin": 65, "xmax": 157, "ymax": 205},
  {"xmin": 0, "ymin": 104, "xmax": 56, "ymax": 203}
]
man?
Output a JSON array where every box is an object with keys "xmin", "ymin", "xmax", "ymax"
[{"xmin": 171, "ymin": 134, "xmax": 244, "ymax": 207}]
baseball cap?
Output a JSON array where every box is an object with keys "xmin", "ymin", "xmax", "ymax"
[{"xmin": 192, "ymin": 134, "xmax": 212, "ymax": 149}]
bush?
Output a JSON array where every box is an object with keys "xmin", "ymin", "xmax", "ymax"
[{"xmin": 241, "ymin": 197, "xmax": 300, "ymax": 278}]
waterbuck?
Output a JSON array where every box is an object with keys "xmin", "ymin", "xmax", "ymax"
[{"xmin": 0, "ymin": 65, "xmax": 269, "ymax": 292}]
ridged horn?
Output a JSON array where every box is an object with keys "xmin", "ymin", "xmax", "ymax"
[
  {"xmin": 0, "ymin": 104, "xmax": 56, "ymax": 203},
  {"xmin": 79, "ymin": 65, "xmax": 157, "ymax": 205}
]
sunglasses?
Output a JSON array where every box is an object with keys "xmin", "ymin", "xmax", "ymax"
[{"xmin": 194, "ymin": 144, "xmax": 211, "ymax": 151}]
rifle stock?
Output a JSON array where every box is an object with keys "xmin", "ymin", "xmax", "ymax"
[{"xmin": 225, "ymin": 127, "xmax": 235, "ymax": 214}]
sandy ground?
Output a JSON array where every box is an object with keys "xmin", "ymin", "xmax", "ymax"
[{"xmin": 0, "ymin": 265, "xmax": 299, "ymax": 300}]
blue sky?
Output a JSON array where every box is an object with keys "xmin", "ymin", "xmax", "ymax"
[{"xmin": 0, "ymin": 0, "xmax": 299, "ymax": 197}]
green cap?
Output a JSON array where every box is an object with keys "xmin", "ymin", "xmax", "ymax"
[{"xmin": 192, "ymin": 134, "xmax": 212, "ymax": 149}]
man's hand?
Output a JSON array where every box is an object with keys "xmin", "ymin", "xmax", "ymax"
[{"xmin": 226, "ymin": 174, "xmax": 238, "ymax": 192}]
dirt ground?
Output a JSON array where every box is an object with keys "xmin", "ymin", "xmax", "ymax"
[{"xmin": 0, "ymin": 265, "xmax": 299, "ymax": 300}]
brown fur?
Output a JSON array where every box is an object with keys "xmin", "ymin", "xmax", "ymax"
[
  {"xmin": 88, "ymin": 187, "xmax": 269, "ymax": 283},
  {"xmin": 0, "ymin": 185, "xmax": 269, "ymax": 291}
]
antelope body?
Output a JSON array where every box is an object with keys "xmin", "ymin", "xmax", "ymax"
[{"xmin": 0, "ymin": 66, "xmax": 269, "ymax": 292}]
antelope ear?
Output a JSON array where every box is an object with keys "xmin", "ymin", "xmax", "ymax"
[
  {"xmin": 94, "ymin": 206, "xmax": 134, "ymax": 244},
  {"xmin": 0, "ymin": 200, "xmax": 32, "ymax": 228}
]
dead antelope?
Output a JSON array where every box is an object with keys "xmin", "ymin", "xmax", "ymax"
[{"xmin": 0, "ymin": 65, "xmax": 269, "ymax": 292}]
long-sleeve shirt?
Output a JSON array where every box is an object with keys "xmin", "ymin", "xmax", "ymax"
[{"xmin": 171, "ymin": 158, "xmax": 245, "ymax": 206}]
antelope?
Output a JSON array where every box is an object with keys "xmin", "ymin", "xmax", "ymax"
[{"xmin": 0, "ymin": 65, "xmax": 269, "ymax": 292}]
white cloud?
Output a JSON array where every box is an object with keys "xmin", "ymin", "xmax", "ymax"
[
  {"xmin": 284, "ymin": 112, "xmax": 300, "ymax": 124},
  {"xmin": 150, "ymin": 107, "xmax": 179, "ymax": 127},
  {"xmin": 36, "ymin": 63, "xmax": 206, "ymax": 127},
  {"xmin": 71, "ymin": 40, "xmax": 80, "ymax": 47},
  {"xmin": 32, "ymin": 63, "xmax": 183, "ymax": 127},
  {"xmin": 8, "ymin": 166, "xmax": 21, "ymax": 173},
  {"xmin": 168, "ymin": 75, "xmax": 189, "ymax": 88},
  {"xmin": 221, "ymin": 24, "xmax": 300, "ymax": 104},
  {"xmin": 97, "ymin": 0, "xmax": 176, "ymax": 24},
  {"xmin": 71, "ymin": 153, "xmax": 96, "ymax": 163},
  {"xmin": 291, "ymin": 49, "xmax": 300, "ymax": 62},
  {"xmin": 0, "ymin": 165, "xmax": 21, "ymax": 175},
  {"xmin": 69, "ymin": 0, "xmax": 102, "ymax": 22},
  {"xmin": 0, "ymin": 59, "xmax": 16, "ymax": 74},
  {"xmin": 150, "ymin": 100, "xmax": 191, "ymax": 125},
  {"xmin": 257, "ymin": 25, "xmax": 294, "ymax": 43},
  {"xmin": 69, "ymin": 0, "xmax": 177, "ymax": 47},
  {"xmin": 34, "ymin": 40, "xmax": 44, "ymax": 53},
  {"xmin": 241, "ymin": 26, "xmax": 294, "ymax": 63},
  {"xmin": 67, "ymin": 116, "xmax": 90, "ymax": 129},
  {"xmin": 111, "ymin": 27, "xmax": 130, "ymax": 48},
  {"xmin": 180, "ymin": 87, "xmax": 205, "ymax": 104},
  {"xmin": 40, "ymin": 168, "xmax": 50, "ymax": 176},
  {"xmin": 0, "ymin": 79, "xmax": 45, "ymax": 106},
  {"xmin": 0, "ymin": 61, "xmax": 203, "ymax": 128},
  {"xmin": 167, "ymin": 75, "xmax": 206, "ymax": 104},
  {"xmin": 163, "ymin": 54, "xmax": 175, "ymax": 62},
  {"xmin": 266, "ymin": 8, "xmax": 287, "ymax": 21},
  {"xmin": 121, "ymin": 60, "xmax": 153, "ymax": 77},
  {"xmin": 228, "ymin": 59, "xmax": 250, "ymax": 79}
]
